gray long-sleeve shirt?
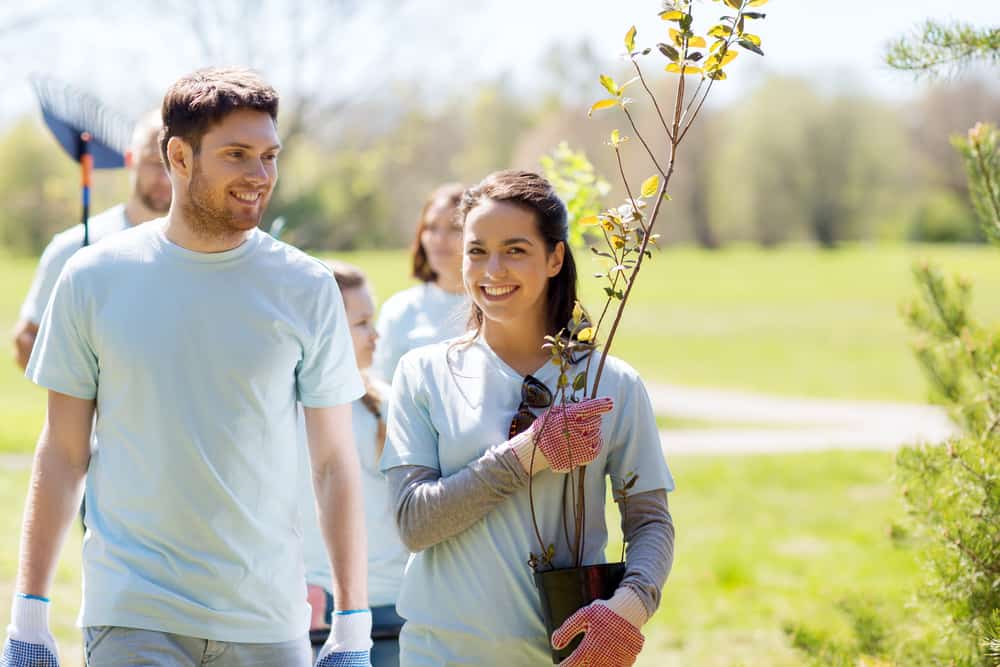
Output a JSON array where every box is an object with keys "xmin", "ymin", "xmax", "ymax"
[{"xmin": 385, "ymin": 444, "xmax": 674, "ymax": 617}]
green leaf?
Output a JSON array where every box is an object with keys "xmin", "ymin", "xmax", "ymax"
[
  {"xmin": 641, "ymin": 174, "xmax": 660, "ymax": 197},
  {"xmin": 742, "ymin": 33, "xmax": 762, "ymax": 46},
  {"xmin": 625, "ymin": 25, "xmax": 637, "ymax": 52},
  {"xmin": 737, "ymin": 38, "xmax": 764, "ymax": 55},
  {"xmin": 680, "ymin": 13, "xmax": 693, "ymax": 31},
  {"xmin": 573, "ymin": 372, "xmax": 588, "ymax": 391},
  {"xmin": 743, "ymin": 11, "xmax": 766, "ymax": 19},
  {"xmin": 588, "ymin": 98, "xmax": 618, "ymax": 117},
  {"xmin": 687, "ymin": 35, "xmax": 707, "ymax": 48},
  {"xmin": 748, "ymin": 0, "xmax": 768, "ymax": 5},
  {"xmin": 723, "ymin": 0, "xmax": 741, "ymax": 9},
  {"xmin": 577, "ymin": 327, "xmax": 595, "ymax": 343},
  {"xmin": 657, "ymin": 43, "xmax": 681, "ymax": 62},
  {"xmin": 688, "ymin": 51, "xmax": 704, "ymax": 62},
  {"xmin": 599, "ymin": 74, "xmax": 619, "ymax": 96}
]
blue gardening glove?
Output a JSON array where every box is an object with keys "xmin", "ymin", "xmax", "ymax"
[
  {"xmin": 1, "ymin": 595, "xmax": 59, "ymax": 667},
  {"xmin": 314, "ymin": 609, "xmax": 372, "ymax": 667}
]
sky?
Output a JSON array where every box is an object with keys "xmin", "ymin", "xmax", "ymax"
[{"xmin": 0, "ymin": 0, "xmax": 998, "ymax": 130}]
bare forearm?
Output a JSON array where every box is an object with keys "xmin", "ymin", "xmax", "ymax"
[
  {"xmin": 386, "ymin": 444, "xmax": 529, "ymax": 552},
  {"xmin": 13, "ymin": 320, "xmax": 38, "ymax": 372},
  {"xmin": 16, "ymin": 428, "xmax": 88, "ymax": 596},
  {"xmin": 314, "ymin": 459, "xmax": 368, "ymax": 611}
]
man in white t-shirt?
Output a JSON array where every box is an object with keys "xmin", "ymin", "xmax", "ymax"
[
  {"xmin": 12, "ymin": 110, "xmax": 171, "ymax": 370},
  {"xmin": 2, "ymin": 68, "xmax": 372, "ymax": 667}
]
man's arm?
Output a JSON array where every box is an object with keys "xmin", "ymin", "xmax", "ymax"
[
  {"xmin": 303, "ymin": 404, "xmax": 368, "ymax": 612},
  {"xmin": 16, "ymin": 391, "xmax": 94, "ymax": 596},
  {"xmin": 12, "ymin": 320, "xmax": 39, "ymax": 372}
]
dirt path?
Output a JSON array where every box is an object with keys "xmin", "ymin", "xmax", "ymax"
[{"xmin": 646, "ymin": 382, "xmax": 957, "ymax": 455}]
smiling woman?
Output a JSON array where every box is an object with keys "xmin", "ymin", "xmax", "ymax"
[{"xmin": 378, "ymin": 170, "xmax": 675, "ymax": 665}]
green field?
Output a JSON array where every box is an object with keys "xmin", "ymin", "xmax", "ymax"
[{"xmin": 5, "ymin": 243, "xmax": 1000, "ymax": 454}]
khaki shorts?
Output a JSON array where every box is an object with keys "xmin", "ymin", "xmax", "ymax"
[{"xmin": 83, "ymin": 626, "xmax": 312, "ymax": 667}]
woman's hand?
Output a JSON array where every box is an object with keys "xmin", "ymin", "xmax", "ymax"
[
  {"xmin": 551, "ymin": 587, "xmax": 647, "ymax": 667},
  {"xmin": 512, "ymin": 397, "xmax": 614, "ymax": 474}
]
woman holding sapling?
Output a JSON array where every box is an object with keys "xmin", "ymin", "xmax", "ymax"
[
  {"xmin": 380, "ymin": 170, "xmax": 675, "ymax": 666},
  {"xmin": 301, "ymin": 261, "xmax": 408, "ymax": 666},
  {"xmin": 372, "ymin": 183, "xmax": 468, "ymax": 384}
]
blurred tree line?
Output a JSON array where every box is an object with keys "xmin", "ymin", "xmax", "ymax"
[{"xmin": 1, "ymin": 70, "xmax": 998, "ymax": 255}]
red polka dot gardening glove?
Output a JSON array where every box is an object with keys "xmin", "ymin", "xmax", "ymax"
[
  {"xmin": 512, "ymin": 397, "xmax": 614, "ymax": 474},
  {"xmin": 551, "ymin": 587, "xmax": 647, "ymax": 667}
]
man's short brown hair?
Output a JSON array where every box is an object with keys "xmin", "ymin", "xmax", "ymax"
[{"xmin": 159, "ymin": 67, "xmax": 279, "ymax": 171}]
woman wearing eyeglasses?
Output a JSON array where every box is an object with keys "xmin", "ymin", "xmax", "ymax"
[
  {"xmin": 301, "ymin": 261, "xmax": 408, "ymax": 666},
  {"xmin": 380, "ymin": 171, "xmax": 675, "ymax": 666},
  {"xmin": 371, "ymin": 183, "xmax": 468, "ymax": 384}
]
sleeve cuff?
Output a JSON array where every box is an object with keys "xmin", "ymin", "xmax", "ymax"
[
  {"xmin": 10, "ymin": 594, "xmax": 50, "ymax": 636},
  {"xmin": 599, "ymin": 586, "xmax": 649, "ymax": 629}
]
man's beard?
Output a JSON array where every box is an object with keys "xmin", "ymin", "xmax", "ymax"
[{"xmin": 182, "ymin": 162, "xmax": 264, "ymax": 240}]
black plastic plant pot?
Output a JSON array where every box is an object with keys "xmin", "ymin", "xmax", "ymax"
[{"xmin": 533, "ymin": 561, "xmax": 626, "ymax": 663}]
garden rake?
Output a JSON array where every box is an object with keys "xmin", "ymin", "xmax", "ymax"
[{"xmin": 30, "ymin": 74, "xmax": 132, "ymax": 247}]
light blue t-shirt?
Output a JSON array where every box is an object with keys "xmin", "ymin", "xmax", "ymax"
[
  {"xmin": 371, "ymin": 282, "xmax": 468, "ymax": 384},
  {"xmin": 300, "ymin": 386, "xmax": 408, "ymax": 607},
  {"xmin": 20, "ymin": 204, "xmax": 130, "ymax": 323},
  {"xmin": 26, "ymin": 219, "xmax": 364, "ymax": 643},
  {"xmin": 380, "ymin": 336, "xmax": 674, "ymax": 665}
]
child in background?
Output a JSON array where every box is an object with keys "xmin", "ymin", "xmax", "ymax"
[{"xmin": 303, "ymin": 261, "xmax": 407, "ymax": 667}]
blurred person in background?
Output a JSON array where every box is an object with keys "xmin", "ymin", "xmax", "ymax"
[
  {"xmin": 371, "ymin": 183, "xmax": 467, "ymax": 383},
  {"xmin": 11, "ymin": 110, "xmax": 171, "ymax": 370},
  {"xmin": 303, "ymin": 261, "xmax": 406, "ymax": 667}
]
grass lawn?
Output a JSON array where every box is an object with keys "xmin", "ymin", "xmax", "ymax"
[{"xmin": 0, "ymin": 450, "xmax": 930, "ymax": 667}]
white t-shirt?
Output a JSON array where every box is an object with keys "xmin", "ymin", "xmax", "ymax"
[
  {"xmin": 20, "ymin": 204, "xmax": 130, "ymax": 323},
  {"xmin": 380, "ymin": 336, "xmax": 675, "ymax": 664},
  {"xmin": 26, "ymin": 219, "xmax": 364, "ymax": 643},
  {"xmin": 371, "ymin": 282, "xmax": 468, "ymax": 383},
  {"xmin": 300, "ymin": 386, "xmax": 408, "ymax": 607}
]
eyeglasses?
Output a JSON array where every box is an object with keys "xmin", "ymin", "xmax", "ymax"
[{"xmin": 508, "ymin": 374, "xmax": 553, "ymax": 439}]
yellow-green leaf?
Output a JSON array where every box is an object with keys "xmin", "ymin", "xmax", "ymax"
[
  {"xmin": 748, "ymin": 0, "xmax": 768, "ymax": 5},
  {"xmin": 579, "ymin": 215, "xmax": 600, "ymax": 227},
  {"xmin": 743, "ymin": 33, "xmax": 762, "ymax": 46},
  {"xmin": 588, "ymin": 98, "xmax": 618, "ymax": 117},
  {"xmin": 708, "ymin": 69, "xmax": 728, "ymax": 80},
  {"xmin": 572, "ymin": 302, "xmax": 584, "ymax": 324},
  {"xmin": 710, "ymin": 40, "xmax": 724, "ymax": 54},
  {"xmin": 625, "ymin": 25, "xmax": 637, "ymax": 52},
  {"xmin": 610, "ymin": 129, "xmax": 620, "ymax": 145},
  {"xmin": 688, "ymin": 36, "xmax": 707, "ymax": 48},
  {"xmin": 611, "ymin": 235, "xmax": 626, "ymax": 249},
  {"xmin": 599, "ymin": 74, "xmax": 618, "ymax": 96},
  {"xmin": 640, "ymin": 174, "xmax": 660, "ymax": 197},
  {"xmin": 577, "ymin": 327, "xmax": 595, "ymax": 343},
  {"xmin": 658, "ymin": 9, "xmax": 685, "ymax": 21},
  {"xmin": 669, "ymin": 28, "xmax": 684, "ymax": 47},
  {"xmin": 667, "ymin": 63, "xmax": 703, "ymax": 76},
  {"xmin": 711, "ymin": 50, "xmax": 738, "ymax": 67},
  {"xmin": 723, "ymin": 0, "xmax": 741, "ymax": 8},
  {"xmin": 707, "ymin": 24, "xmax": 732, "ymax": 38}
]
